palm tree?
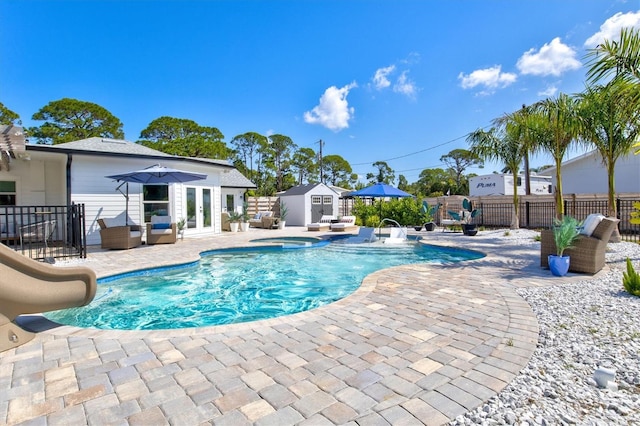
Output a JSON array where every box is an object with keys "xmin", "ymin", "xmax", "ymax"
[
  {"xmin": 494, "ymin": 105, "xmax": 542, "ymax": 195},
  {"xmin": 584, "ymin": 27, "xmax": 640, "ymax": 86},
  {"xmin": 467, "ymin": 126, "xmax": 526, "ymax": 229},
  {"xmin": 532, "ymin": 93, "xmax": 583, "ymax": 219},
  {"xmin": 576, "ymin": 80, "xmax": 640, "ymax": 241}
]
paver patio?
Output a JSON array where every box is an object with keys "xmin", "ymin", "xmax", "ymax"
[{"xmin": 0, "ymin": 227, "xmax": 599, "ymax": 425}]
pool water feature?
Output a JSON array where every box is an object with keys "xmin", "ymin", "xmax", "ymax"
[{"xmin": 45, "ymin": 242, "xmax": 484, "ymax": 330}]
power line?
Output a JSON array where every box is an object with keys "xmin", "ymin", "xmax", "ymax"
[{"xmin": 349, "ymin": 133, "xmax": 471, "ymax": 166}]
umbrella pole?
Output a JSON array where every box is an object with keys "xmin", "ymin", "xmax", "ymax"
[{"xmin": 115, "ymin": 181, "xmax": 130, "ymax": 226}]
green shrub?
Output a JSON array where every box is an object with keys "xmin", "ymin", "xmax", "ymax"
[{"xmin": 623, "ymin": 258, "xmax": 640, "ymax": 297}]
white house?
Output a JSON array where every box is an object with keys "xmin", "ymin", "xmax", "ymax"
[
  {"xmin": 0, "ymin": 135, "xmax": 255, "ymax": 245},
  {"xmin": 220, "ymin": 168, "xmax": 256, "ymax": 214},
  {"xmin": 469, "ymin": 174, "xmax": 552, "ymax": 197},
  {"xmin": 540, "ymin": 149, "xmax": 640, "ymax": 195},
  {"xmin": 279, "ymin": 183, "xmax": 339, "ymax": 226}
]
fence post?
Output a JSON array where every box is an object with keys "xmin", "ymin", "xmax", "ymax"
[{"xmin": 525, "ymin": 201, "xmax": 530, "ymax": 228}]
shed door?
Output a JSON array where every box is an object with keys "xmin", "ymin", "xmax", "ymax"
[{"xmin": 311, "ymin": 195, "xmax": 333, "ymax": 222}]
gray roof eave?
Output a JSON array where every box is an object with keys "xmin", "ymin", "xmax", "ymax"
[{"xmin": 26, "ymin": 144, "xmax": 235, "ymax": 169}]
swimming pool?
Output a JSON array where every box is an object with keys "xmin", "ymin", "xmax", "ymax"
[{"xmin": 45, "ymin": 242, "xmax": 484, "ymax": 330}]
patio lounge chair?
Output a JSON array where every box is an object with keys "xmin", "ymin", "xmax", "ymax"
[
  {"xmin": 345, "ymin": 227, "xmax": 377, "ymax": 243},
  {"xmin": 307, "ymin": 215, "xmax": 335, "ymax": 231},
  {"xmin": 98, "ymin": 218, "xmax": 142, "ymax": 250},
  {"xmin": 330, "ymin": 216, "xmax": 356, "ymax": 231},
  {"xmin": 146, "ymin": 215, "xmax": 177, "ymax": 245},
  {"xmin": 540, "ymin": 216, "xmax": 619, "ymax": 274}
]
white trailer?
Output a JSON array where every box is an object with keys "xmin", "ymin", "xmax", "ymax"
[{"xmin": 469, "ymin": 174, "xmax": 552, "ymax": 196}]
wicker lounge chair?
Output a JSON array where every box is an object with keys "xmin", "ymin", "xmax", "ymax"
[
  {"xmin": 540, "ymin": 216, "xmax": 619, "ymax": 274},
  {"xmin": 146, "ymin": 216, "xmax": 176, "ymax": 245},
  {"xmin": 98, "ymin": 218, "xmax": 142, "ymax": 250}
]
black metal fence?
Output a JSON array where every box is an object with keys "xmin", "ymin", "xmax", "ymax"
[
  {"xmin": 0, "ymin": 203, "xmax": 87, "ymax": 261},
  {"xmin": 474, "ymin": 198, "xmax": 639, "ymax": 243}
]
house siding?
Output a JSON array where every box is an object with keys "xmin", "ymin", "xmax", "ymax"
[{"xmin": 549, "ymin": 151, "xmax": 640, "ymax": 194}]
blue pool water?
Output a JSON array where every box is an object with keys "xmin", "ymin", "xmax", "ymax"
[{"xmin": 45, "ymin": 242, "xmax": 484, "ymax": 330}]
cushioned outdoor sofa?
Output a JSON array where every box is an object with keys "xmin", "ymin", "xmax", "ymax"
[
  {"xmin": 249, "ymin": 211, "xmax": 277, "ymax": 229},
  {"xmin": 540, "ymin": 215, "xmax": 619, "ymax": 274}
]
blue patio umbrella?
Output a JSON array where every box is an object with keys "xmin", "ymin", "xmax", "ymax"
[
  {"xmin": 348, "ymin": 183, "xmax": 413, "ymax": 220},
  {"xmin": 106, "ymin": 164, "xmax": 207, "ymax": 224},
  {"xmin": 349, "ymin": 183, "xmax": 412, "ymax": 198}
]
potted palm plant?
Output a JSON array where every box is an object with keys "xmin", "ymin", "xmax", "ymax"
[
  {"xmin": 278, "ymin": 202, "xmax": 288, "ymax": 229},
  {"xmin": 228, "ymin": 211, "xmax": 242, "ymax": 232},
  {"xmin": 240, "ymin": 202, "xmax": 250, "ymax": 232},
  {"xmin": 177, "ymin": 217, "xmax": 187, "ymax": 240},
  {"xmin": 548, "ymin": 215, "xmax": 582, "ymax": 276}
]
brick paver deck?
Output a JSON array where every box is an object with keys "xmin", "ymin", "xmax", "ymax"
[{"xmin": 1, "ymin": 227, "xmax": 597, "ymax": 425}]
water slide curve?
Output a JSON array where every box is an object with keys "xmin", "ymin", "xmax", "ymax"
[{"xmin": 0, "ymin": 243, "xmax": 96, "ymax": 352}]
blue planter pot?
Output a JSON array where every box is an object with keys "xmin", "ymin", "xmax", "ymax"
[{"xmin": 548, "ymin": 254, "xmax": 570, "ymax": 276}]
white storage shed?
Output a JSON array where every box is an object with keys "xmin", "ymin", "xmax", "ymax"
[{"xmin": 279, "ymin": 183, "xmax": 340, "ymax": 226}]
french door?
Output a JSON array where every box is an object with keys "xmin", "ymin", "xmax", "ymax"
[{"xmin": 185, "ymin": 187, "xmax": 212, "ymax": 230}]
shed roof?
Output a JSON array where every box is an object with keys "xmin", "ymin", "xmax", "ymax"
[{"xmin": 280, "ymin": 183, "xmax": 338, "ymax": 196}]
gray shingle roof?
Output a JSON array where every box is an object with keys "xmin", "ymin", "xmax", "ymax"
[
  {"xmin": 47, "ymin": 137, "xmax": 173, "ymax": 156},
  {"xmin": 221, "ymin": 169, "xmax": 256, "ymax": 188},
  {"xmin": 27, "ymin": 137, "xmax": 256, "ymax": 189},
  {"xmin": 281, "ymin": 183, "xmax": 337, "ymax": 196}
]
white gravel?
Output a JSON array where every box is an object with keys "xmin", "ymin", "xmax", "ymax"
[{"xmin": 451, "ymin": 230, "xmax": 640, "ymax": 425}]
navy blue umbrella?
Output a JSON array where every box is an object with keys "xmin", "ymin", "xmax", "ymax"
[{"xmin": 106, "ymin": 164, "xmax": 207, "ymax": 225}]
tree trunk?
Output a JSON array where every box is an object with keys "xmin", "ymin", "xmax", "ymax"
[
  {"xmin": 511, "ymin": 187, "xmax": 520, "ymax": 229},
  {"xmin": 607, "ymin": 166, "xmax": 621, "ymax": 243}
]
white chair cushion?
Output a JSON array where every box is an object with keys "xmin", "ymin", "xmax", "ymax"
[
  {"xmin": 580, "ymin": 214, "xmax": 605, "ymax": 236},
  {"xmin": 150, "ymin": 228, "xmax": 173, "ymax": 235},
  {"xmin": 130, "ymin": 231, "xmax": 142, "ymax": 238}
]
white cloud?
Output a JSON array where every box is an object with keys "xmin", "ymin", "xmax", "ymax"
[
  {"xmin": 458, "ymin": 65, "xmax": 517, "ymax": 92},
  {"xmin": 538, "ymin": 84, "xmax": 558, "ymax": 97},
  {"xmin": 371, "ymin": 55, "xmax": 420, "ymax": 98},
  {"xmin": 585, "ymin": 11, "xmax": 640, "ymax": 47},
  {"xmin": 304, "ymin": 82, "xmax": 357, "ymax": 132},
  {"xmin": 516, "ymin": 37, "xmax": 581, "ymax": 77},
  {"xmin": 372, "ymin": 65, "xmax": 395, "ymax": 90},
  {"xmin": 393, "ymin": 71, "xmax": 417, "ymax": 98}
]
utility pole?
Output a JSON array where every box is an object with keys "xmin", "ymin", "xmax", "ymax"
[{"xmin": 316, "ymin": 139, "xmax": 324, "ymax": 183}]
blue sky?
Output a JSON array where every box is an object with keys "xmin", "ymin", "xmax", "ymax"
[{"xmin": 2, "ymin": 0, "xmax": 640, "ymax": 184}]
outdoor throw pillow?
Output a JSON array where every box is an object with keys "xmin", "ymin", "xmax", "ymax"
[
  {"xmin": 153, "ymin": 223, "xmax": 171, "ymax": 230},
  {"xmin": 580, "ymin": 214, "xmax": 605, "ymax": 236}
]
